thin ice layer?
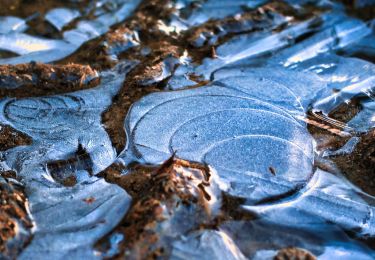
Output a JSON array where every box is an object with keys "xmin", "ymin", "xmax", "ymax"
[
  {"xmin": 125, "ymin": 68, "xmax": 314, "ymax": 202},
  {"xmin": 19, "ymin": 179, "xmax": 131, "ymax": 260},
  {"xmin": 0, "ymin": 63, "xmax": 135, "ymax": 258},
  {"xmin": 221, "ymin": 218, "xmax": 375, "ymax": 259},
  {"xmin": 45, "ymin": 8, "xmax": 80, "ymax": 31},
  {"xmin": 171, "ymin": 230, "xmax": 247, "ymax": 260},
  {"xmin": 213, "ymin": 67, "xmax": 327, "ymax": 108},
  {"xmin": 203, "ymin": 136, "xmax": 312, "ymax": 201},
  {"xmin": 0, "ymin": 16, "xmax": 27, "ymax": 34},
  {"xmin": 131, "ymin": 96, "xmax": 305, "ymax": 163},
  {"xmin": 269, "ymin": 18, "xmax": 371, "ymax": 67},
  {"xmin": 171, "ymin": 109, "xmax": 312, "ymax": 160},
  {"xmin": 0, "ymin": 0, "xmax": 141, "ymax": 64},
  {"xmin": 243, "ymin": 169, "xmax": 375, "ymax": 237}
]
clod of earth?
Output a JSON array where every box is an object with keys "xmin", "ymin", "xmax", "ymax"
[{"xmin": 0, "ymin": 175, "xmax": 32, "ymax": 258}]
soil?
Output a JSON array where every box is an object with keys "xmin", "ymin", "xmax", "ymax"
[
  {"xmin": 274, "ymin": 247, "xmax": 316, "ymax": 260},
  {"xmin": 46, "ymin": 144, "xmax": 93, "ymax": 187},
  {"xmin": 0, "ymin": 175, "xmax": 33, "ymax": 258},
  {"xmin": 0, "ymin": 63, "xmax": 99, "ymax": 99},
  {"xmin": 97, "ymin": 157, "xmax": 215, "ymax": 259},
  {"xmin": 0, "ymin": 124, "xmax": 32, "ymax": 151},
  {"xmin": 331, "ymin": 129, "xmax": 375, "ymax": 196},
  {"xmin": 307, "ymin": 99, "xmax": 375, "ymax": 196}
]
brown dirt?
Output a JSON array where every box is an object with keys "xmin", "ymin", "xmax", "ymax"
[
  {"xmin": 100, "ymin": 0, "xmax": 181, "ymax": 153},
  {"xmin": 0, "ymin": 175, "xmax": 33, "ymax": 258},
  {"xmin": 274, "ymin": 247, "xmax": 316, "ymax": 260},
  {"xmin": 331, "ymin": 129, "xmax": 375, "ymax": 196},
  {"xmin": 306, "ymin": 94, "xmax": 363, "ymax": 152},
  {"xmin": 307, "ymin": 101, "xmax": 375, "ymax": 196},
  {"xmin": 0, "ymin": 0, "xmax": 90, "ymax": 17},
  {"xmin": 0, "ymin": 63, "xmax": 100, "ymax": 99},
  {"xmin": 0, "ymin": 124, "xmax": 32, "ymax": 151},
  {"xmin": 97, "ymin": 157, "xmax": 215, "ymax": 259},
  {"xmin": 338, "ymin": 0, "xmax": 375, "ymax": 20},
  {"xmin": 46, "ymin": 144, "xmax": 93, "ymax": 186},
  {"xmin": 306, "ymin": 113, "xmax": 351, "ymax": 152},
  {"xmin": 328, "ymin": 97, "xmax": 363, "ymax": 123}
]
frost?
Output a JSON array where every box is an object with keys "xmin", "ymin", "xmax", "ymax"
[{"xmin": 124, "ymin": 68, "xmax": 315, "ymax": 203}]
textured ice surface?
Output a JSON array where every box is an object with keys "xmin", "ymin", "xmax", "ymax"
[
  {"xmin": 19, "ymin": 179, "xmax": 131, "ymax": 260},
  {"xmin": 0, "ymin": 0, "xmax": 141, "ymax": 64},
  {"xmin": 171, "ymin": 230, "xmax": 247, "ymax": 260},
  {"xmin": 63, "ymin": 0, "xmax": 141, "ymax": 46},
  {"xmin": 125, "ymin": 65, "xmax": 375, "ymax": 233},
  {"xmin": 1, "ymin": 0, "xmax": 375, "ymax": 258},
  {"xmin": 124, "ymin": 68, "xmax": 315, "ymax": 203},
  {"xmin": 244, "ymin": 169, "xmax": 375, "ymax": 236},
  {"xmin": 0, "ymin": 63, "xmax": 134, "ymax": 176},
  {"xmin": 221, "ymin": 218, "xmax": 375, "ymax": 259},
  {"xmin": 213, "ymin": 67, "xmax": 327, "ymax": 109},
  {"xmin": 0, "ymin": 62, "xmax": 135, "ymax": 259},
  {"xmin": 269, "ymin": 18, "xmax": 372, "ymax": 67},
  {"xmin": 0, "ymin": 16, "xmax": 27, "ymax": 34},
  {"xmin": 45, "ymin": 8, "xmax": 80, "ymax": 31},
  {"xmin": 180, "ymin": 0, "xmax": 266, "ymax": 26}
]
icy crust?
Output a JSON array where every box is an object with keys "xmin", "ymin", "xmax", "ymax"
[
  {"xmin": 124, "ymin": 67, "xmax": 316, "ymax": 204},
  {"xmin": 220, "ymin": 217, "xmax": 375, "ymax": 260},
  {"xmin": 172, "ymin": 0, "xmax": 268, "ymax": 28},
  {"xmin": 170, "ymin": 170, "xmax": 375, "ymax": 259},
  {"xmin": 0, "ymin": 63, "xmax": 132, "ymax": 177},
  {"xmin": 124, "ymin": 62, "xmax": 375, "ymax": 238},
  {"xmin": 19, "ymin": 179, "xmax": 131, "ymax": 260},
  {"xmin": 0, "ymin": 0, "xmax": 141, "ymax": 64},
  {"xmin": 0, "ymin": 63, "xmax": 135, "ymax": 259},
  {"xmin": 286, "ymin": 54, "xmax": 375, "ymax": 132},
  {"xmin": 171, "ymin": 218, "xmax": 375, "ymax": 260},
  {"xmin": 171, "ymin": 230, "xmax": 247, "ymax": 260}
]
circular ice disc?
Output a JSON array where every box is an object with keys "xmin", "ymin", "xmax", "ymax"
[
  {"xmin": 171, "ymin": 109, "xmax": 312, "ymax": 162},
  {"xmin": 203, "ymin": 136, "xmax": 313, "ymax": 201}
]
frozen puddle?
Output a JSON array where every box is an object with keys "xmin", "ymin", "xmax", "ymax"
[
  {"xmin": 0, "ymin": 63, "xmax": 135, "ymax": 259},
  {"xmin": 0, "ymin": 0, "xmax": 374, "ymax": 258}
]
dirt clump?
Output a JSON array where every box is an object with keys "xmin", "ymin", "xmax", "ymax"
[
  {"xmin": 331, "ymin": 129, "xmax": 375, "ymax": 196},
  {"xmin": 0, "ymin": 63, "xmax": 99, "ymax": 99},
  {"xmin": 97, "ymin": 157, "xmax": 218, "ymax": 259},
  {"xmin": 274, "ymin": 247, "xmax": 316, "ymax": 260},
  {"xmin": 0, "ymin": 175, "xmax": 33, "ymax": 258},
  {"xmin": 0, "ymin": 124, "xmax": 32, "ymax": 151}
]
